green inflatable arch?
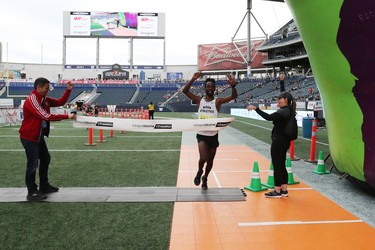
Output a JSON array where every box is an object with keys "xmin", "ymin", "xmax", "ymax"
[{"xmin": 267, "ymin": 0, "xmax": 375, "ymax": 190}]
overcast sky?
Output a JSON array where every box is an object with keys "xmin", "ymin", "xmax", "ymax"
[{"xmin": 0, "ymin": 0, "xmax": 292, "ymax": 66}]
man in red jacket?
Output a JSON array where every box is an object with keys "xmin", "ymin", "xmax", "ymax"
[{"xmin": 19, "ymin": 77, "xmax": 76, "ymax": 201}]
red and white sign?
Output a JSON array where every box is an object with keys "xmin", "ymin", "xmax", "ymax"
[
  {"xmin": 137, "ymin": 13, "xmax": 158, "ymax": 36},
  {"xmin": 70, "ymin": 12, "xmax": 91, "ymax": 36},
  {"xmin": 198, "ymin": 40, "xmax": 267, "ymax": 71}
]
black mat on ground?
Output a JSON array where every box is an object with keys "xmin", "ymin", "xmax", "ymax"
[
  {"xmin": 0, "ymin": 187, "xmax": 246, "ymax": 202},
  {"xmin": 177, "ymin": 188, "xmax": 246, "ymax": 202}
]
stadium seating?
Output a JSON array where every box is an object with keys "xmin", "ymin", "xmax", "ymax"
[
  {"xmin": 94, "ymin": 86, "xmax": 137, "ymax": 105},
  {"xmin": 1, "ymin": 76, "xmax": 321, "ymax": 113}
]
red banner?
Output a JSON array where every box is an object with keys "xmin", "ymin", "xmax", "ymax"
[{"xmin": 198, "ymin": 40, "xmax": 267, "ymax": 71}]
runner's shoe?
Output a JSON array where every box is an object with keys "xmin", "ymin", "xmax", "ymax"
[
  {"xmin": 201, "ymin": 176, "xmax": 208, "ymax": 190},
  {"xmin": 265, "ymin": 190, "xmax": 282, "ymax": 198},
  {"xmin": 194, "ymin": 170, "xmax": 203, "ymax": 186}
]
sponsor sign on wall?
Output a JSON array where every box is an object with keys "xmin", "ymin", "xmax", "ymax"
[{"xmin": 102, "ymin": 64, "xmax": 129, "ymax": 80}]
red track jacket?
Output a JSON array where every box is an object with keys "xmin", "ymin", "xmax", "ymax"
[{"xmin": 19, "ymin": 88, "xmax": 72, "ymax": 142}]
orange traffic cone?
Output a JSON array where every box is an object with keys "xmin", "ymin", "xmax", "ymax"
[
  {"xmin": 313, "ymin": 151, "xmax": 331, "ymax": 175},
  {"xmin": 262, "ymin": 163, "xmax": 274, "ymax": 188},
  {"xmin": 286, "ymin": 157, "xmax": 300, "ymax": 185},
  {"xmin": 244, "ymin": 162, "xmax": 268, "ymax": 192}
]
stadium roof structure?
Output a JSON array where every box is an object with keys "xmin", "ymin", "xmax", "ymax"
[
  {"xmin": 227, "ymin": 0, "xmax": 287, "ymax": 76},
  {"xmin": 256, "ymin": 19, "xmax": 311, "ymax": 73}
]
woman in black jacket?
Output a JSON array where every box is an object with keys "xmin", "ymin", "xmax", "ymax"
[{"xmin": 247, "ymin": 91, "xmax": 297, "ymax": 198}]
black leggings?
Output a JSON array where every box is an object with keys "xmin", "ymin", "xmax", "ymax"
[{"xmin": 270, "ymin": 136, "xmax": 290, "ymax": 186}]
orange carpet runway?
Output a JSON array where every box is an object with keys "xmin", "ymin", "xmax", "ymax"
[{"xmin": 170, "ymin": 144, "xmax": 375, "ymax": 250}]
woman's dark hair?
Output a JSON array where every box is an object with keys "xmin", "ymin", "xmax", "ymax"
[
  {"xmin": 290, "ymin": 100, "xmax": 297, "ymax": 115},
  {"xmin": 34, "ymin": 77, "xmax": 50, "ymax": 89}
]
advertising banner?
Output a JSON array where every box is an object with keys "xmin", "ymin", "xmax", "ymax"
[
  {"xmin": 198, "ymin": 40, "xmax": 267, "ymax": 71},
  {"xmin": 102, "ymin": 64, "xmax": 129, "ymax": 80},
  {"xmin": 70, "ymin": 12, "xmax": 91, "ymax": 36},
  {"xmin": 167, "ymin": 72, "xmax": 183, "ymax": 80},
  {"xmin": 64, "ymin": 11, "xmax": 165, "ymax": 38},
  {"xmin": 0, "ymin": 109, "xmax": 22, "ymax": 125},
  {"xmin": 73, "ymin": 116, "xmax": 234, "ymax": 132}
]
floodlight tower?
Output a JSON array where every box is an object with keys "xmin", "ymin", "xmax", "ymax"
[
  {"xmin": 246, "ymin": 0, "xmax": 252, "ymax": 77},
  {"xmin": 232, "ymin": 0, "xmax": 268, "ymax": 78}
]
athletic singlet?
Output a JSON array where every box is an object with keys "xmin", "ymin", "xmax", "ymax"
[{"xmin": 197, "ymin": 98, "xmax": 218, "ymax": 136}]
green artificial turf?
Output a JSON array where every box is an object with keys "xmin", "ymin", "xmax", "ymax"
[{"xmin": 0, "ymin": 112, "xmax": 332, "ymax": 249}]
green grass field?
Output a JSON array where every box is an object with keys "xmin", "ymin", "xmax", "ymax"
[{"xmin": 0, "ymin": 112, "xmax": 331, "ymax": 249}]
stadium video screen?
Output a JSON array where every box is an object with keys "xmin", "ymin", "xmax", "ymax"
[{"xmin": 64, "ymin": 11, "xmax": 165, "ymax": 38}]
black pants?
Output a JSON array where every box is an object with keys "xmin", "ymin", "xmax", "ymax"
[
  {"xmin": 280, "ymin": 81, "xmax": 285, "ymax": 92},
  {"xmin": 149, "ymin": 110, "xmax": 154, "ymax": 119},
  {"xmin": 21, "ymin": 136, "xmax": 51, "ymax": 193},
  {"xmin": 270, "ymin": 136, "xmax": 290, "ymax": 186}
]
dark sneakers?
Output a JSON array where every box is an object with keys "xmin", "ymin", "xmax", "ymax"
[
  {"xmin": 27, "ymin": 191, "xmax": 47, "ymax": 201},
  {"xmin": 265, "ymin": 190, "xmax": 282, "ymax": 198},
  {"xmin": 40, "ymin": 185, "xmax": 59, "ymax": 194},
  {"xmin": 281, "ymin": 190, "xmax": 289, "ymax": 197},
  {"xmin": 194, "ymin": 170, "xmax": 203, "ymax": 186},
  {"xmin": 201, "ymin": 176, "xmax": 208, "ymax": 190},
  {"xmin": 26, "ymin": 185, "xmax": 59, "ymax": 201}
]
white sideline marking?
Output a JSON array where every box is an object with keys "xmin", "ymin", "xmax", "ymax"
[
  {"xmin": 287, "ymin": 187, "xmax": 313, "ymax": 190},
  {"xmin": 239, "ymin": 220, "xmax": 363, "ymax": 227},
  {"xmin": 179, "ymin": 170, "xmax": 269, "ymax": 173},
  {"xmin": 212, "ymin": 171, "xmax": 222, "ymax": 188},
  {"xmin": 214, "ymin": 170, "xmax": 269, "ymax": 173},
  {"xmin": 214, "ymin": 158, "xmax": 239, "ymax": 161},
  {"xmin": 182, "ymin": 150, "xmax": 255, "ymax": 153},
  {"xmin": 179, "ymin": 158, "xmax": 238, "ymax": 161}
]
